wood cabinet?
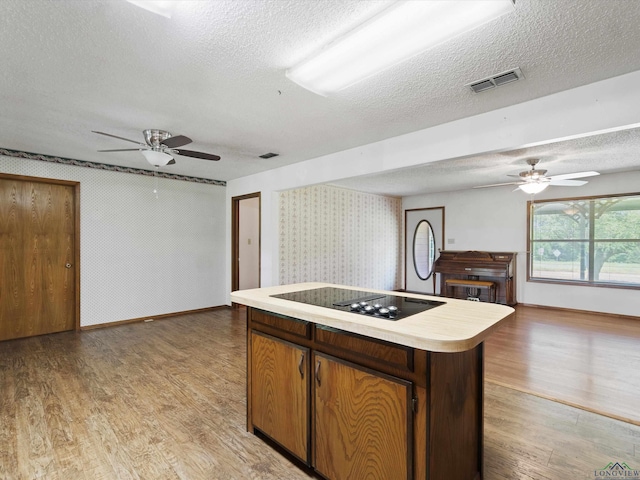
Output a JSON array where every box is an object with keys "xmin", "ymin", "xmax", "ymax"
[
  {"xmin": 314, "ymin": 353, "xmax": 412, "ymax": 480},
  {"xmin": 247, "ymin": 307, "xmax": 484, "ymax": 480},
  {"xmin": 250, "ymin": 331, "xmax": 310, "ymax": 463}
]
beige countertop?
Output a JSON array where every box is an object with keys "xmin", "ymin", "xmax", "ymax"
[{"xmin": 231, "ymin": 282, "xmax": 514, "ymax": 353}]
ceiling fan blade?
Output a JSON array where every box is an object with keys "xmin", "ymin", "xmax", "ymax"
[
  {"xmin": 92, "ymin": 130, "xmax": 144, "ymax": 146},
  {"xmin": 97, "ymin": 148, "xmax": 142, "ymax": 152},
  {"xmin": 173, "ymin": 149, "xmax": 221, "ymax": 161},
  {"xmin": 161, "ymin": 135, "xmax": 192, "ymax": 148},
  {"xmin": 473, "ymin": 181, "xmax": 522, "ymax": 189},
  {"xmin": 548, "ymin": 171, "xmax": 600, "ymax": 181},
  {"xmin": 549, "ymin": 179, "xmax": 588, "ymax": 186}
]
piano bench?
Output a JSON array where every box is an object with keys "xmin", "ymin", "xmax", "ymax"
[{"xmin": 444, "ymin": 279, "xmax": 496, "ymax": 303}]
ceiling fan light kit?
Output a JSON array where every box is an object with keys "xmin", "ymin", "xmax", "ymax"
[
  {"xmin": 286, "ymin": 0, "xmax": 515, "ymax": 95},
  {"xmin": 141, "ymin": 149, "xmax": 173, "ymax": 167},
  {"xmin": 519, "ymin": 182, "xmax": 549, "ymax": 194}
]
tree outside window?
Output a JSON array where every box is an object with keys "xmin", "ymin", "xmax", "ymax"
[{"xmin": 528, "ymin": 194, "xmax": 640, "ymax": 287}]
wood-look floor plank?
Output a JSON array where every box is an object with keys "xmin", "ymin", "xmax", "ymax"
[
  {"xmin": 0, "ymin": 353, "xmax": 17, "ymax": 480},
  {"xmin": 484, "ymin": 383, "xmax": 640, "ymax": 479},
  {"xmin": 2, "ymin": 307, "xmax": 640, "ymax": 479},
  {"xmin": 485, "ymin": 305, "xmax": 640, "ymax": 425}
]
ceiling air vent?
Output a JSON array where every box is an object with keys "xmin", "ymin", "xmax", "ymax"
[
  {"xmin": 469, "ymin": 79, "xmax": 495, "ymax": 93},
  {"xmin": 467, "ymin": 67, "xmax": 524, "ymax": 94},
  {"xmin": 259, "ymin": 152, "xmax": 279, "ymax": 159}
]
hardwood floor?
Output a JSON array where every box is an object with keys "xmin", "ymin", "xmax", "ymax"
[
  {"xmin": 1, "ymin": 306, "xmax": 639, "ymax": 479},
  {"xmin": 485, "ymin": 305, "xmax": 640, "ymax": 426},
  {"xmin": 0, "ymin": 309, "xmax": 308, "ymax": 480}
]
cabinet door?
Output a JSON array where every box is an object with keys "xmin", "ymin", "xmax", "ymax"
[
  {"xmin": 313, "ymin": 353, "xmax": 413, "ymax": 480},
  {"xmin": 251, "ymin": 332, "xmax": 309, "ymax": 462}
]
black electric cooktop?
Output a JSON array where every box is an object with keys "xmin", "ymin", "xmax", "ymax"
[{"xmin": 271, "ymin": 287, "xmax": 445, "ymax": 321}]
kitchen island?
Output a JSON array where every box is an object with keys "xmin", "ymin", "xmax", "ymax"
[{"xmin": 231, "ymin": 283, "xmax": 514, "ymax": 480}]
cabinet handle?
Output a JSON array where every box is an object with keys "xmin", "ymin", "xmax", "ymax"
[
  {"xmin": 315, "ymin": 360, "xmax": 321, "ymax": 386},
  {"xmin": 298, "ymin": 353, "xmax": 305, "ymax": 378}
]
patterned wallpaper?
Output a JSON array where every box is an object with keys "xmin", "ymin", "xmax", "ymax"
[
  {"xmin": 279, "ymin": 185, "xmax": 401, "ymax": 290},
  {"xmin": 0, "ymin": 155, "xmax": 226, "ymax": 327}
]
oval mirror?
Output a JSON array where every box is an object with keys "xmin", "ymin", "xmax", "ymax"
[{"xmin": 413, "ymin": 220, "xmax": 436, "ymax": 280}]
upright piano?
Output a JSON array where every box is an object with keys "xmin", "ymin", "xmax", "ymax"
[{"xmin": 433, "ymin": 250, "xmax": 517, "ymax": 305}]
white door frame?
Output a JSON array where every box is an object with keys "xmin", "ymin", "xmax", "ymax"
[{"xmin": 404, "ymin": 207, "xmax": 444, "ymax": 294}]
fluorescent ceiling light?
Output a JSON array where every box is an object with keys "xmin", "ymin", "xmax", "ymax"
[
  {"xmin": 286, "ymin": 0, "xmax": 515, "ymax": 96},
  {"xmin": 519, "ymin": 182, "xmax": 549, "ymax": 195},
  {"xmin": 141, "ymin": 149, "xmax": 173, "ymax": 166},
  {"xmin": 126, "ymin": 0, "xmax": 179, "ymax": 18}
]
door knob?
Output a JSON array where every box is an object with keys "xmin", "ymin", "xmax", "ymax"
[{"xmin": 65, "ymin": 263, "xmax": 72, "ymax": 268}]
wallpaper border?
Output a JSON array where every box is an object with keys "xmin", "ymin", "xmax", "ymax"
[{"xmin": 0, "ymin": 147, "xmax": 226, "ymax": 186}]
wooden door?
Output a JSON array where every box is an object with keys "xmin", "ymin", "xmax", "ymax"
[
  {"xmin": 251, "ymin": 331, "xmax": 310, "ymax": 463},
  {"xmin": 313, "ymin": 353, "xmax": 413, "ymax": 480},
  {"xmin": 0, "ymin": 175, "xmax": 78, "ymax": 341}
]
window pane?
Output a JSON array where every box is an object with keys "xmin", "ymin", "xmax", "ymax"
[
  {"xmin": 593, "ymin": 241, "xmax": 640, "ymax": 284},
  {"xmin": 529, "ymin": 193, "xmax": 640, "ymax": 288},
  {"xmin": 530, "ymin": 241, "xmax": 589, "ymax": 281},
  {"xmin": 594, "ymin": 197, "xmax": 640, "ymax": 240},
  {"xmin": 532, "ymin": 201, "xmax": 589, "ymax": 240},
  {"xmin": 413, "ymin": 220, "xmax": 435, "ymax": 280}
]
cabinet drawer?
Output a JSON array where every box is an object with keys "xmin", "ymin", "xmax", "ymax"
[
  {"xmin": 251, "ymin": 309, "xmax": 311, "ymax": 339},
  {"xmin": 315, "ymin": 325, "xmax": 413, "ymax": 373}
]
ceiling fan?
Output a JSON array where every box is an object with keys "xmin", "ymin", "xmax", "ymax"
[
  {"xmin": 474, "ymin": 159, "xmax": 600, "ymax": 194},
  {"xmin": 92, "ymin": 129, "xmax": 221, "ymax": 166}
]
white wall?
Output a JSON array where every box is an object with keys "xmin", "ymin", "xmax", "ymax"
[
  {"xmin": 238, "ymin": 196, "xmax": 260, "ymax": 290},
  {"xmin": 226, "ymin": 70, "xmax": 640, "ymax": 305},
  {"xmin": 0, "ymin": 156, "xmax": 227, "ymax": 326},
  {"xmin": 403, "ymin": 171, "xmax": 640, "ymax": 317}
]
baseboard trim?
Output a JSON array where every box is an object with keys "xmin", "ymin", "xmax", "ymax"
[
  {"xmin": 80, "ymin": 305, "xmax": 230, "ymax": 331},
  {"xmin": 517, "ymin": 303, "xmax": 640, "ymax": 321}
]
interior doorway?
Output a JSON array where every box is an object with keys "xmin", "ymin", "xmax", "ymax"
[
  {"xmin": 0, "ymin": 174, "xmax": 80, "ymax": 341},
  {"xmin": 404, "ymin": 207, "xmax": 444, "ymax": 294},
  {"xmin": 232, "ymin": 193, "xmax": 261, "ymax": 301}
]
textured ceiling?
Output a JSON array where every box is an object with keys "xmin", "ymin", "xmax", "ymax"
[
  {"xmin": 329, "ymin": 127, "xmax": 640, "ymax": 196},
  {"xmin": 2, "ymin": 0, "xmax": 640, "ymax": 189}
]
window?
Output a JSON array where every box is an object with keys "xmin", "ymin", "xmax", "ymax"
[
  {"xmin": 413, "ymin": 220, "xmax": 436, "ymax": 280},
  {"xmin": 528, "ymin": 193, "xmax": 640, "ymax": 288}
]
